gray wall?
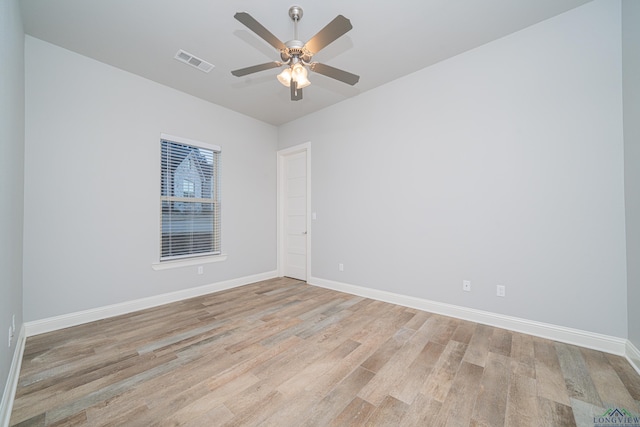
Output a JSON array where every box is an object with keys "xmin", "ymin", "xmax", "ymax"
[
  {"xmin": 23, "ymin": 37, "xmax": 278, "ymax": 321},
  {"xmin": 0, "ymin": 0, "xmax": 24, "ymax": 404},
  {"xmin": 13, "ymin": 0, "xmax": 637, "ymax": 345},
  {"xmin": 623, "ymin": 0, "xmax": 640, "ymax": 351},
  {"xmin": 279, "ymin": 0, "xmax": 628, "ymax": 337}
]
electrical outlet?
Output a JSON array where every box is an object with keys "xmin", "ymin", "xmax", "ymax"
[
  {"xmin": 497, "ymin": 285, "xmax": 506, "ymax": 297},
  {"xmin": 462, "ymin": 280, "xmax": 471, "ymax": 292},
  {"xmin": 338, "ymin": 263, "xmax": 344, "ymax": 272},
  {"xmin": 197, "ymin": 266, "xmax": 203, "ymax": 275}
]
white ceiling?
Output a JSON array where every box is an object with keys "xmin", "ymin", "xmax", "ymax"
[{"xmin": 19, "ymin": 0, "xmax": 592, "ymax": 126}]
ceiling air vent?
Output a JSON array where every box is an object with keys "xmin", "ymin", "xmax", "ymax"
[{"xmin": 174, "ymin": 49, "xmax": 214, "ymax": 73}]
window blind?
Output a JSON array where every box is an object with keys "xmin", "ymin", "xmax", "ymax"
[{"xmin": 160, "ymin": 136, "xmax": 221, "ymax": 261}]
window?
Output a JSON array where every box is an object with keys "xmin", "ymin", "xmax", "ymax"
[{"xmin": 160, "ymin": 134, "xmax": 221, "ymax": 261}]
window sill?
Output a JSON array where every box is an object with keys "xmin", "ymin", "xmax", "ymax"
[{"xmin": 151, "ymin": 254, "xmax": 228, "ymax": 271}]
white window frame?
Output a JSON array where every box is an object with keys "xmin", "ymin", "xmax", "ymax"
[{"xmin": 153, "ymin": 133, "xmax": 226, "ymax": 270}]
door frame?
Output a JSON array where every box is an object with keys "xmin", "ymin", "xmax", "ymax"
[{"xmin": 277, "ymin": 142, "xmax": 311, "ymax": 281}]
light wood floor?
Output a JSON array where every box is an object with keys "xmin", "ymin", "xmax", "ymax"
[{"xmin": 10, "ymin": 277, "xmax": 640, "ymax": 426}]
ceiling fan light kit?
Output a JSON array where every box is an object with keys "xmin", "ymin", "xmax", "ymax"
[
  {"xmin": 231, "ymin": 5, "xmax": 359, "ymax": 101},
  {"xmin": 276, "ymin": 59, "xmax": 309, "ymax": 89}
]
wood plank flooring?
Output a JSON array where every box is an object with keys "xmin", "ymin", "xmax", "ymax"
[{"xmin": 10, "ymin": 277, "xmax": 640, "ymax": 426}]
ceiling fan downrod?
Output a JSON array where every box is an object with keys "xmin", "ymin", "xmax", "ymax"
[
  {"xmin": 289, "ymin": 5, "xmax": 303, "ymax": 41},
  {"xmin": 281, "ymin": 6, "xmax": 306, "ymax": 64}
]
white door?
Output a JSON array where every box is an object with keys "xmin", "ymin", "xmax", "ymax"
[{"xmin": 283, "ymin": 150, "xmax": 307, "ymax": 280}]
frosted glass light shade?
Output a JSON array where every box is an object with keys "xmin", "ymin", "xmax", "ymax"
[
  {"xmin": 292, "ymin": 63, "xmax": 310, "ymax": 88},
  {"xmin": 277, "ymin": 68, "xmax": 292, "ymax": 87},
  {"xmin": 295, "ymin": 74, "xmax": 310, "ymax": 89}
]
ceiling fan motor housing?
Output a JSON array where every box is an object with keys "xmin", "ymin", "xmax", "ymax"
[{"xmin": 281, "ymin": 40, "xmax": 311, "ymax": 63}]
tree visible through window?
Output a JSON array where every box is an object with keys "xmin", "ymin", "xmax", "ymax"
[{"xmin": 160, "ymin": 135, "xmax": 221, "ymax": 260}]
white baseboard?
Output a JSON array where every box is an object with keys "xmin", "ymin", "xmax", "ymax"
[
  {"xmin": 17, "ymin": 272, "xmax": 640, "ymax": 382},
  {"xmin": 25, "ymin": 270, "xmax": 278, "ymax": 337},
  {"xmin": 626, "ymin": 340, "xmax": 640, "ymax": 376},
  {"xmin": 0, "ymin": 325, "xmax": 26, "ymax": 427},
  {"xmin": 309, "ymin": 276, "xmax": 629, "ymax": 357}
]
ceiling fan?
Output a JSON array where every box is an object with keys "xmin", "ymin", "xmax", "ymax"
[{"xmin": 231, "ymin": 5, "xmax": 360, "ymax": 101}]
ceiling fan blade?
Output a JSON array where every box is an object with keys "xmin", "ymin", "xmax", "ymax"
[
  {"xmin": 304, "ymin": 15, "xmax": 352, "ymax": 55},
  {"xmin": 291, "ymin": 82, "xmax": 303, "ymax": 101},
  {"xmin": 309, "ymin": 62, "xmax": 360, "ymax": 86},
  {"xmin": 234, "ymin": 12, "xmax": 287, "ymax": 51},
  {"xmin": 231, "ymin": 61, "xmax": 282, "ymax": 77}
]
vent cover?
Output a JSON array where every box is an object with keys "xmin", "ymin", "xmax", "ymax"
[{"xmin": 174, "ymin": 49, "xmax": 214, "ymax": 73}]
